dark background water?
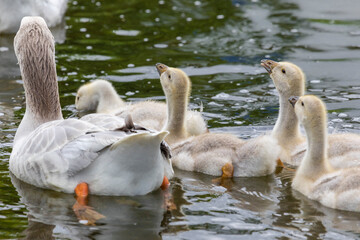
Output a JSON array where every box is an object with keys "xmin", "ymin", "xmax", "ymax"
[{"xmin": 1, "ymin": 0, "xmax": 360, "ymax": 239}]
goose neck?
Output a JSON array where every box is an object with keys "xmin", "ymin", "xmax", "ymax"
[
  {"xmin": 165, "ymin": 92, "xmax": 187, "ymax": 138},
  {"xmin": 299, "ymin": 119, "xmax": 331, "ymax": 179},
  {"xmin": 272, "ymin": 94, "xmax": 302, "ymax": 145},
  {"xmin": 21, "ymin": 50, "xmax": 63, "ymax": 126},
  {"xmin": 96, "ymin": 85, "xmax": 125, "ymax": 112}
]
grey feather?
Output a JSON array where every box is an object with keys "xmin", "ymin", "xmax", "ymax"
[{"xmin": 14, "ymin": 116, "xmax": 134, "ymax": 178}]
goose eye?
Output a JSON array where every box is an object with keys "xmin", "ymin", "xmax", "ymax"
[
  {"xmin": 77, "ymin": 96, "xmax": 80, "ymax": 101},
  {"xmin": 168, "ymin": 74, "xmax": 171, "ymax": 80},
  {"xmin": 301, "ymin": 102, "xmax": 304, "ymax": 107},
  {"xmin": 282, "ymin": 69, "xmax": 286, "ymax": 74}
]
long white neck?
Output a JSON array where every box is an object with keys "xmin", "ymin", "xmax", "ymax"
[
  {"xmin": 96, "ymin": 84, "xmax": 125, "ymax": 113},
  {"xmin": 272, "ymin": 92, "xmax": 303, "ymax": 149},
  {"xmin": 164, "ymin": 91, "xmax": 188, "ymax": 144},
  {"xmin": 14, "ymin": 34, "xmax": 63, "ymax": 143},
  {"xmin": 297, "ymin": 117, "xmax": 332, "ymax": 180}
]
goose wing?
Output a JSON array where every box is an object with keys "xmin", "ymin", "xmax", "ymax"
[
  {"xmin": 12, "ymin": 117, "xmax": 133, "ymax": 179},
  {"xmin": 80, "ymin": 113, "xmax": 126, "ymax": 130}
]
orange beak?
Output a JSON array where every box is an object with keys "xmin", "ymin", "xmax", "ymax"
[
  {"xmin": 261, "ymin": 59, "xmax": 279, "ymax": 74},
  {"xmin": 156, "ymin": 63, "xmax": 168, "ymax": 76}
]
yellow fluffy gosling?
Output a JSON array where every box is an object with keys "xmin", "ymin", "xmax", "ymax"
[
  {"xmin": 261, "ymin": 59, "xmax": 360, "ymax": 167},
  {"xmin": 156, "ymin": 63, "xmax": 281, "ymax": 177},
  {"xmin": 290, "ymin": 95, "xmax": 360, "ymax": 212},
  {"xmin": 76, "ymin": 79, "xmax": 207, "ymax": 134}
]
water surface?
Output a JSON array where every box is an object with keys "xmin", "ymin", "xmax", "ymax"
[{"xmin": 1, "ymin": 0, "xmax": 360, "ymax": 239}]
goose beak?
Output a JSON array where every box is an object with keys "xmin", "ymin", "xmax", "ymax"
[
  {"xmin": 261, "ymin": 59, "xmax": 278, "ymax": 74},
  {"xmin": 156, "ymin": 63, "xmax": 168, "ymax": 76},
  {"xmin": 288, "ymin": 96, "xmax": 299, "ymax": 107}
]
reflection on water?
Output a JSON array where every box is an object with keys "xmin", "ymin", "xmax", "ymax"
[
  {"xmin": 11, "ymin": 174, "xmax": 169, "ymax": 240},
  {"xmin": 2, "ymin": 0, "xmax": 360, "ymax": 239}
]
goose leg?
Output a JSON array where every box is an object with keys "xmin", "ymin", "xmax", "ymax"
[
  {"xmin": 161, "ymin": 176, "xmax": 170, "ymax": 190},
  {"xmin": 163, "ymin": 190, "xmax": 177, "ymax": 211},
  {"xmin": 221, "ymin": 162, "xmax": 234, "ymax": 178},
  {"xmin": 160, "ymin": 176, "xmax": 176, "ymax": 211},
  {"xmin": 75, "ymin": 182, "xmax": 88, "ymax": 199},
  {"xmin": 211, "ymin": 162, "xmax": 234, "ymax": 189},
  {"xmin": 72, "ymin": 182, "xmax": 105, "ymax": 225},
  {"xmin": 275, "ymin": 159, "xmax": 295, "ymax": 174}
]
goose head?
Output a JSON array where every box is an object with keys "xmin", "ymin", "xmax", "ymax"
[
  {"xmin": 156, "ymin": 63, "xmax": 191, "ymax": 99},
  {"xmin": 14, "ymin": 17, "xmax": 55, "ymax": 61},
  {"xmin": 75, "ymin": 79, "xmax": 125, "ymax": 113},
  {"xmin": 261, "ymin": 60, "xmax": 305, "ymax": 96},
  {"xmin": 289, "ymin": 95, "xmax": 326, "ymax": 131},
  {"xmin": 76, "ymin": 80, "xmax": 103, "ymax": 111}
]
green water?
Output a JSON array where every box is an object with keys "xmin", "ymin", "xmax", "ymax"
[{"xmin": 1, "ymin": 0, "xmax": 360, "ymax": 239}]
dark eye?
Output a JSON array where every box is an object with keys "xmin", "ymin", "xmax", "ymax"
[
  {"xmin": 77, "ymin": 96, "xmax": 80, "ymax": 101},
  {"xmin": 301, "ymin": 102, "xmax": 304, "ymax": 107},
  {"xmin": 168, "ymin": 74, "xmax": 171, "ymax": 80},
  {"xmin": 282, "ymin": 69, "xmax": 286, "ymax": 74}
]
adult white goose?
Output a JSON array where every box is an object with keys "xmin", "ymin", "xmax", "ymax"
[
  {"xmin": 0, "ymin": 0, "xmax": 67, "ymax": 33},
  {"xmin": 75, "ymin": 79, "xmax": 208, "ymax": 134},
  {"xmin": 155, "ymin": 63, "xmax": 281, "ymax": 177},
  {"xmin": 261, "ymin": 59, "xmax": 360, "ymax": 167},
  {"xmin": 290, "ymin": 95, "xmax": 360, "ymax": 212},
  {"xmin": 10, "ymin": 17, "xmax": 172, "ymax": 199}
]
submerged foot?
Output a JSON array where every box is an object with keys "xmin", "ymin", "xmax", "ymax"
[
  {"xmin": 275, "ymin": 159, "xmax": 295, "ymax": 174},
  {"xmin": 160, "ymin": 177, "xmax": 176, "ymax": 211},
  {"xmin": 161, "ymin": 176, "xmax": 170, "ymax": 190},
  {"xmin": 222, "ymin": 162, "xmax": 234, "ymax": 178},
  {"xmin": 163, "ymin": 190, "xmax": 177, "ymax": 211},
  {"xmin": 212, "ymin": 162, "xmax": 234, "ymax": 189},
  {"xmin": 73, "ymin": 182, "xmax": 105, "ymax": 225}
]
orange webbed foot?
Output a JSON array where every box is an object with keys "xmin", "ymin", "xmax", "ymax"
[
  {"xmin": 160, "ymin": 177, "xmax": 176, "ymax": 211},
  {"xmin": 73, "ymin": 182, "xmax": 105, "ymax": 225},
  {"xmin": 275, "ymin": 159, "xmax": 295, "ymax": 174},
  {"xmin": 75, "ymin": 182, "xmax": 89, "ymax": 198},
  {"xmin": 212, "ymin": 162, "xmax": 234, "ymax": 189},
  {"xmin": 160, "ymin": 176, "xmax": 170, "ymax": 190},
  {"xmin": 221, "ymin": 162, "xmax": 234, "ymax": 178}
]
